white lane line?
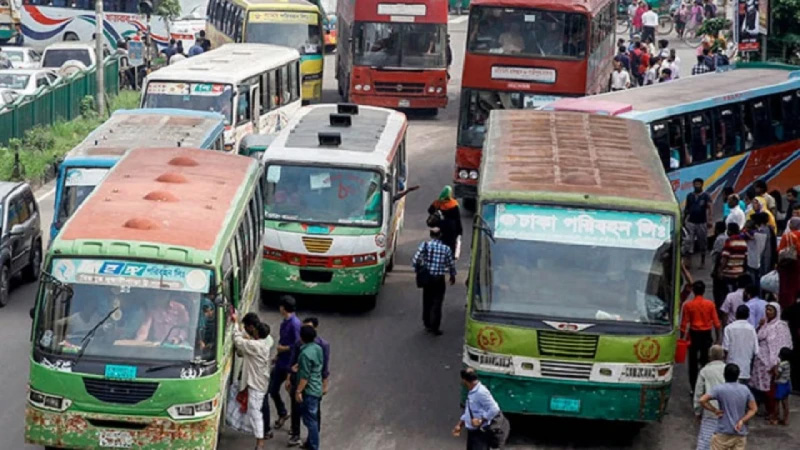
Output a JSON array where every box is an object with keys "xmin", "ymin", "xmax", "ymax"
[
  {"xmin": 36, "ymin": 187, "xmax": 56, "ymax": 203},
  {"xmin": 448, "ymin": 16, "xmax": 468, "ymax": 24}
]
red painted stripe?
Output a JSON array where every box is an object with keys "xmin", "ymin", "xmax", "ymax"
[{"xmin": 24, "ymin": 6, "xmax": 71, "ymax": 26}]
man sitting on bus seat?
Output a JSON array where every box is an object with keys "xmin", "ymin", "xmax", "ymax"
[
  {"xmin": 135, "ymin": 293, "xmax": 191, "ymax": 345},
  {"xmin": 498, "ymin": 22, "xmax": 525, "ymax": 54},
  {"xmin": 197, "ymin": 299, "xmax": 216, "ymax": 356}
]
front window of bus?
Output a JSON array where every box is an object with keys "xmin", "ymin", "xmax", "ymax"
[
  {"xmin": 458, "ymin": 89, "xmax": 549, "ymax": 148},
  {"xmin": 354, "ymin": 22, "xmax": 446, "ymax": 69},
  {"xmin": 34, "ymin": 260, "xmax": 217, "ymax": 371},
  {"xmin": 143, "ymin": 82, "xmax": 234, "ymax": 125},
  {"xmin": 467, "ymin": 7, "xmax": 587, "ymax": 59},
  {"xmin": 473, "ymin": 204, "xmax": 674, "ymax": 327},
  {"xmin": 264, "ymin": 164, "xmax": 383, "ymax": 227},
  {"xmin": 246, "ymin": 11, "xmax": 322, "ymax": 56}
]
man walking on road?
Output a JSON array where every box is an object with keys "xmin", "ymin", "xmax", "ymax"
[
  {"xmin": 641, "ymin": 5, "xmax": 658, "ymax": 44},
  {"xmin": 722, "ymin": 305, "xmax": 759, "ymax": 383},
  {"xmin": 295, "ymin": 325, "xmax": 324, "ymax": 450},
  {"xmin": 699, "ymin": 364, "xmax": 758, "ymax": 450},
  {"xmin": 694, "ymin": 345, "xmax": 727, "ymax": 450},
  {"xmin": 453, "ymin": 368, "xmax": 508, "ymax": 450},
  {"xmin": 412, "ymin": 227, "xmax": 456, "ymax": 336},
  {"xmin": 681, "ymin": 281, "xmax": 722, "ymax": 392},
  {"xmin": 610, "ymin": 60, "xmax": 631, "ymax": 91},
  {"xmin": 692, "ymin": 55, "xmax": 712, "ymax": 75},
  {"xmin": 684, "ymin": 178, "xmax": 713, "ymax": 269},
  {"xmin": 287, "ymin": 317, "xmax": 330, "ymax": 447},
  {"xmin": 743, "ymin": 285, "xmax": 767, "ymax": 330},
  {"xmin": 267, "ymin": 296, "xmax": 302, "ymax": 432}
]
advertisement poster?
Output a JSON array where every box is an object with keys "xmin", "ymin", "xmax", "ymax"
[
  {"xmin": 758, "ymin": 0, "xmax": 769, "ymax": 35},
  {"xmin": 738, "ymin": 0, "xmax": 760, "ymax": 52}
]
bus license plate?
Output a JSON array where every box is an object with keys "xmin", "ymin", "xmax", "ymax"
[
  {"xmin": 98, "ymin": 430, "xmax": 133, "ymax": 448},
  {"xmin": 398, "ymin": 99, "xmax": 410, "ymax": 107},
  {"xmin": 550, "ymin": 396, "xmax": 581, "ymax": 413}
]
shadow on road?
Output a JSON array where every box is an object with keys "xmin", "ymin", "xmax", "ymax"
[{"xmin": 506, "ymin": 414, "xmax": 645, "ymax": 448}]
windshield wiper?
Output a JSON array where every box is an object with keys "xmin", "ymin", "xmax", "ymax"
[
  {"xmin": 146, "ymin": 358, "xmax": 213, "ymax": 374},
  {"xmin": 72, "ymin": 306, "xmax": 119, "ymax": 367},
  {"xmin": 473, "ymin": 215, "xmax": 495, "ymax": 242}
]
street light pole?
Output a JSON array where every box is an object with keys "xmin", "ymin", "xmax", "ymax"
[{"xmin": 95, "ymin": 0, "xmax": 105, "ymax": 114}]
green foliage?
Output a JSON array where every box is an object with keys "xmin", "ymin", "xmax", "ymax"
[
  {"xmin": 79, "ymin": 95, "xmax": 98, "ymax": 120},
  {"xmin": 697, "ymin": 18, "xmax": 731, "ymax": 38},
  {"xmin": 155, "ymin": 0, "xmax": 182, "ymax": 22}
]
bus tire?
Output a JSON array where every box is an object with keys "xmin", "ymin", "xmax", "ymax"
[
  {"xmin": 63, "ymin": 32, "xmax": 79, "ymax": 41},
  {"xmin": 462, "ymin": 197, "xmax": 477, "ymax": 211}
]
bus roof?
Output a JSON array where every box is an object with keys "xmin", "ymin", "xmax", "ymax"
[
  {"xmin": 544, "ymin": 98, "xmax": 632, "ymax": 115},
  {"xmin": 480, "ymin": 110, "xmax": 675, "ymax": 205},
  {"xmin": 470, "ymin": 0, "xmax": 609, "ymax": 13},
  {"xmin": 587, "ymin": 64, "xmax": 800, "ymax": 122},
  {"xmin": 264, "ymin": 104, "xmax": 407, "ymax": 168},
  {"xmin": 58, "ymin": 147, "xmax": 259, "ymax": 251},
  {"xmin": 145, "ymin": 44, "xmax": 300, "ymax": 85},
  {"xmin": 65, "ymin": 109, "xmax": 225, "ymax": 160}
]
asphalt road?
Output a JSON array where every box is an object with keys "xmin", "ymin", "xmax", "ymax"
[{"xmin": 1, "ymin": 16, "xmax": 797, "ymax": 450}]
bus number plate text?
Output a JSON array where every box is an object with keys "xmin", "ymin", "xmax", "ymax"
[
  {"xmin": 98, "ymin": 430, "xmax": 133, "ymax": 448},
  {"xmin": 549, "ymin": 396, "xmax": 580, "ymax": 413}
]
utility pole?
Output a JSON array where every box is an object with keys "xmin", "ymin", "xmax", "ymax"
[{"xmin": 95, "ymin": 0, "xmax": 105, "ymax": 114}]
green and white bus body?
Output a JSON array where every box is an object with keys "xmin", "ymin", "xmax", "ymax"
[
  {"xmin": 261, "ymin": 104, "xmax": 408, "ymax": 302},
  {"xmin": 464, "ymin": 110, "xmax": 681, "ymax": 422},
  {"xmin": 26, "ymin": 147, "xmax": 265, "ymax": 449}
]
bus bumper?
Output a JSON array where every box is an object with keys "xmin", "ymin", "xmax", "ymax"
[
  {"xmin": 25, "ymin": 406, "xmax": 218, "ymax": 449},
  {"xmin": 302, "ymin": 78, "xmax": 323, "ymax": 102},
  {"xmin": 454, "ymin": 180, "xmax": 477, "ymax": 199},
  {"xmin": 474, "ymin": 370, "xmax": 670, "ymax": 422},
  {"xmin": 350, "ymin": 93, "xmax": 447, "ymax": 109},
  {"xmin": 261, "ymin": 259, "xmax": 384, "ymax": 296}
]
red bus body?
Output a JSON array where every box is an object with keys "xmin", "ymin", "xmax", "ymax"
[
  {"xmin": 454, "ymin": 0, "xmax": 616, "ymax": 200},
  {"xmin": 336, "ymin": 0, "xmax": 449, "ymax": 110}
]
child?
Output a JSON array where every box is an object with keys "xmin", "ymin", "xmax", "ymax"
[{"xmin": 775, "ymin": 347, "xmax": 792, "ymax": 425}]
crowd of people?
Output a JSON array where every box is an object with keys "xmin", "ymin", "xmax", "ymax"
[
  {"xmin": 161, "ymin": 30, "xmax": 213, "ymax": 65},
  {"xmin": 681, "ymin": 177, "xmax": 800, "ymax": 449},
  {"xmin": 611, "ymin": 36, "xmax": 681, "ymax": 90}
]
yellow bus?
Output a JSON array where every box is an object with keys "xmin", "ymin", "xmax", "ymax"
[{"xmin": 207, "ymin": 0, "xmax": 324, "ymax": 103}]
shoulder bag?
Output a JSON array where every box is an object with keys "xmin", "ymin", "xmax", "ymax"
[
  {"xmin": 467, "ymin": 395, "xmax": 510, "ymax": 448},
  {"xmin": 778, "ymin": 233, "xmax": 798, "ymax": 267},
  {"xmin": 426, "ymin": 209, "xmax": 444, "ymax": 228},
  {"xmin": 414, "ymin": 243, "xmax": 432, "ymax": 288}
]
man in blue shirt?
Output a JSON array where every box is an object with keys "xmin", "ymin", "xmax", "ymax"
[
  {"xmin": 286, "ymin": 317, "xmax": 330, "ymax": 447},
  {"xmin": 452, "ymin": 368, "xmax": 507, "ymax": 449},
  {"xmin": 412, "ymin": 227, "xmax": 456, "ymax": 336},
  {"xmin": 265, "ymin": 296, "xmax": 302, "ymax": 432},
  {"xmin": 160, "ymin": 39, "xmax": 177, "ymax": 60},
  {"xmin": 699, "ymin": 363, "xmax": 757, "ymax": 449},
  {"xmin": 684, "ymin": 178, "xmax": 712, "ymax": 269},
  {"xmin": 743, "ymin": 285, "xmax": 767, "ymax": 329},
  {"xmin": 188, "ymin": 40, "xmax": 204, "ymax": 56}
]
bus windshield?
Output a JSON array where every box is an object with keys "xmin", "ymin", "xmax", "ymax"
[
  {"xmin": 473, "ymin": 204, "xmax": 674, "ymax": 326},
  {"xmin": 467, "ymin": 7, "xmax": 587, "ymax": 59},
  {"xmin": 354, "ymin": 22, "xmax": 447, "ymax": 69},
  {"xmin": 265, "ymin": 164, "xmax": 383, "ymax": 227},
  {"xmin": 458, "ymin": 89, "xmax": 560, "ymax": 148},
  {"xmin": 57, "ymin": 167, "xmax": 109, "ymax": 226},
  {"xmin": 143, "ymin": 82, "xmax": 234, "ymax": 124},
  {"xmin": 246, "ymin": 12, "xmax": 322, "ymax": 55},
  {"xmin": 35, "ymin": 260, "xmax": 216, "ymax": 365}
]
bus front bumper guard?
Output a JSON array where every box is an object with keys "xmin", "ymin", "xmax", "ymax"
[
  {"xmin": 350, "ymin": 93, "xmax": 447, "ymax": 109},
  {"xmin": 261, "ymin": 258, "xmax": 384, "ymax": 296}
]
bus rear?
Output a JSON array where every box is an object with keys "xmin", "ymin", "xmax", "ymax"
[
  {"xmin": 336, "ymin": 0, "xmax": 448, "ymax": 111},
  {"xmin": 454, "ymin": 0, "xmax": 615, "ymax": 204}
]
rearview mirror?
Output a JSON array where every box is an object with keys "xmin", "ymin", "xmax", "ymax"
[{"xmin": 9, "ymin": 224, "xmax": 25, "ymax": 236}]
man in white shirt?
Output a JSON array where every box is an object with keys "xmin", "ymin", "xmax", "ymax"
[
  {"xmin": 725, "ymin": 194, "xmax": 746, "ymax": 229},
  {"xmin": 720, "ymin": 276, "xmax": 751, "ymax": 325},
  {"xmin": 641, "ymin": 5, "xmax": 659, "ymax": 44},
  {"xmin": 610, "ymin": 61, "xmax": 631, "ymax": 91},
  {"xmin": 722, "ymin": 305, "xmax": 759, "ymax": 382},
  {"xmin": 668, "ymin": 49, "xmax": 681, "ymax": 79}
]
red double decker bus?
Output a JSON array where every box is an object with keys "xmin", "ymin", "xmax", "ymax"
[
  {"xmin": 454, "ymin": 0, "xmax": 615, "ymax": 205},
  {"xmin": 335, "ymin": 0, "xmax": 449, "ymax": 112}
]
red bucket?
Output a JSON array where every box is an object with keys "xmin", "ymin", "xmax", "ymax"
[{"xmin": 675, "ymin": 339, "xmax": 689, "ymax": 363}]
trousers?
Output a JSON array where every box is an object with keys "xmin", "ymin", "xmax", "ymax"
[
  {"xmin": 466, "ymin": 429, "xmax": 492, "ymax": 450},
  {"xmin": 422, "ymin": 276, "xmax": 447, "ymax": 331},
  {"xmin": 710, "ymin": 434, "xmax": 747, "ymax": 450},
  {"xmin": 689, "ymin": 329, "xmax": 714, "ymax": 391},
  {"xmin": 247, "ymin": 388, "xmax": 267, "ymax": 439}
]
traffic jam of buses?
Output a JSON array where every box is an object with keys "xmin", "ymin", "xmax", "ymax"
[{"xmin": 0, "ymin": 0, "xmax": 799, "ymax": 448}]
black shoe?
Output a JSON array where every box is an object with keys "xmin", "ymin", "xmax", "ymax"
[
  {"xmin": 274, "ymin": 414, "xmax": 289, "ymax": 429},
  {"xmin": 287, "ymin": 435, "xmax": 301, "ymax": 447}
]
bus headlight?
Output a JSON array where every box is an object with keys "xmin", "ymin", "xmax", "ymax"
[
  {"xmin": 363, "ymin": 85, "xmax": 371, "ymax": 92},
  {"xmin": 436, "ymin": 87, "xmax": 443, "ymax": 94},
  {"xmin": 168, "ymin": 398, "xmax": 218, "ymax": 420},
  {"xmin": 428, "ymin": 86, "xmax": 435, "ymax": 93},
  {"xmin": 351, "ymin": 253, "xmax": 378, "ymax": 267},
  {"xmin": 28, "ymin": 388, "xmax": 72, "ymax": 412},
  {"xmin": 458, "ymin": 169, "xmax": 469, "ymax": 179},
  {"xmin": 469, "ymin": 170, "xmax": 479, "ymax": 180},
  {"xmin": 354, "ymin": 84, "xmax": 363, "ymax": 91}
]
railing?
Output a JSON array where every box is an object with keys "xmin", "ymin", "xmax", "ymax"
[{"xmin": 0, "ymin": 57, "xmax": 120, "ymax": 146}]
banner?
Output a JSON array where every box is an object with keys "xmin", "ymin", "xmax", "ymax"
[
  {"xmin": 738, "ymin": 0, "xmax": 761, "ymax": 52},
  {"xmin": 52, "ymin": 259, "xmax": 212, "ymax": 293}
]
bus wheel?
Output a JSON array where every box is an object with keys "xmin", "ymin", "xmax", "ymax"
[
  {"xmin": 462, "ymin": 197, "xmax": 477, "ymax": 212},
  {"xmin": 63, "ymin": 32, "xmax": 79, "ymax": 41}
]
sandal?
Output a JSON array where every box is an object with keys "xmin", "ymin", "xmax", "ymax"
[{"xmin": 274, "ymin": 414, "xmax": 289, "ymax": 429}]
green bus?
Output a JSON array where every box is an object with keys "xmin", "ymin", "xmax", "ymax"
[
  {"xmin": 26, "ymin": 147, "xmax": 265, "ymax": 449},
  {"xmin": 463, "ymin": 110, "xmax": 681, "ymax": 421}
]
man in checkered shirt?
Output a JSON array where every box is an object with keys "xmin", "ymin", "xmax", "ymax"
[{"xmin": 412, "ymin": 227, "xmax": 457, "ymax": 336}]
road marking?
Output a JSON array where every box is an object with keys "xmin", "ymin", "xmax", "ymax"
[
  {"xmin": 448, "ymin": 16, "xmax": 468, "ymax": 24},
  {"xmin": 36, "ymin": 187, "xmax": 55, "ymax": 203}
]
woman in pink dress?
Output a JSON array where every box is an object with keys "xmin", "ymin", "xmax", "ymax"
[{"xmin": 750, "ymin": 302, "xmax": 793, "ymax": 424}]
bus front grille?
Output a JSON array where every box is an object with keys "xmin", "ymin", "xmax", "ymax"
[
  {"xmin": 83, "ymin": 378, "xmax": 159, "ymax": 405},
  {"xmin": 374, "ymin": 82, "xmax": 425, "ymax": 94},
  {"xmin": 302, "ymin": 237, "xmax": 333, "ymax": 253},
  {"xmin": 539, "ymin": 360, "xmax": 594, "ymax": 380},
  {"xmin": 537, "ymin": 331, "xmax": 598, "ymax": 359}
]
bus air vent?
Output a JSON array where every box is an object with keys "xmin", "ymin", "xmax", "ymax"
[
  {"xmin": 302, "ymin": 237, "xmax": 333, "ymax": 253},
  {"xmin": 83, "ymin": 378, "xmax": 159, "ymax": 405},
  {"xmin": 539, "ymin": 360, "xmax": 593, "ymax": 380},
  {"xmin": 123, "ymin": 218, "xmax": 160, "ymax": 230},
  {"xmin": 168, "ymin": 156, "xmax": 199, "ymax": 167},
  {"xmin": 143, "ymin": 191, "xmax": 179, "ymax": 202},
  {"xmin": 337, "ymin": 103, "xmax": 359, "ymax": 115},
  {"xmin": 329, "ymin": 113, "xmax": 352, "ymax": 127},
  {"xmin": 155, "ymin": 172, "xmax": 188, "ymax": 184},
  {"xmin": 537, "ymin": 330, "xmax": 598, "ymax": 359},
  {"xmin": 318, "ymin": 132, "xmax": 342, "ymax": 147}
]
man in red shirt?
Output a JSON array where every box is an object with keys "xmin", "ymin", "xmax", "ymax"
[
  {"xmin": 717, "ymin": 223, "xmax": 749, "ymax": 296},
  {"xmin": 681, "ymin": 281, "xmax": 722, "ymax": 393}
]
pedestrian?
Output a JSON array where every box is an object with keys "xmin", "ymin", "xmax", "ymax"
[
  {"xmin": 753, "ymin": 179, "xmax": 778, "ymax": 218},
  {"xmin": 295, "ymin": 324, "xmax": 324, "ymax": 450},
  {"xmin": 641, "ymin": 5, "xmax": 658, "ymax": 44},
  {"xmin": 286, "ymin": 317, "xmax": 330, "ymax": 447},
  {"xmin": 427, "ymin": 185, "xmax": 463, "ymax": 258},
  {"xmin": 684, "ymin": 178, "xmax": 712, "ymax": 269},
  {"xmin": 233, "ymin": 316, "xmax": 274, "ymax": 449},
  {"xmin": 267, "ymin": 296, "xmax": 302, "ymax": 432},
  {"xmin": 724, "ymin": 193, "xmax": 746, "ymax": 230},
  {"xmin": 633, "ymin": 1, "xmax": 647, "ymax": 36},
  {"xmin": 644, "ymin": 57, "xmax": 660, "ymax": 85},
  {"xmin": 682, "ymin": 281, "xmax": 722, "ymax": 392},
  {"xmin": 720, "ymin": 276, "xmax": 752, "ymax": 325},
  {"xmin": 13, "ymin": 23, "xmax": 23, "ymax": 47},
  {"xmin": 744, "ymin": 285, "xmax": 767, "ymax": 330},
  {"xmin": 753, "ymin": 213, "xmax": 777, "ymax": 279},
  {"xmin": 610, "ymin": 60, "xmax": 631, "ymax": 91},
  {"xmin": 691, "ymin": 0, "xmax": 705, "ymax": 31},
  {"xmin": 722, "ymin": 305, "xmax": 759, "ymax": 383},
  {"xmin": 692, "ymin": 55, "xmax": 711, "ymax": 75},
  {"xmin": 774, "ymin": 347, "xmax": 792, "ymax": 425},
  {"xmin": 778, "ymin": 217, "xmax": 800, "ymax": 310},
  {"xmin": 614, "ymin": 45, "xmax": 631, "ymax": 73},
  {"xmin": 630, "ymin": 41, "xmax": 644, "ymax": 86},
  {"xmin": 699, "ymin": 363, "xmax": 758, "ymax": 450},
  {"xmin": 189, "ymin": 39, "xmax": 204, "ymax": 56},
  {"xmin": 656, "ymin": 39, "xmax": 670, "ymax": 59},
  {"xmin": 170, "ymin": 40, "xmax": 187, "ymax": 64},
  {"xmin": 702, "ymin": 47, "xmax": 716, "ymax": 71},
  {"xmin": 703, "ymin": 0, "xmax": 717, "ymax": 19},
  {"xmin": 667, "ymin": 49, "xmax": 681, "ymax": 79},
  {"xmin": 711, "ymin": 222, "xmax": 730, "ymax": 306},
  {"xmin": 694, "ymin": 345, "xmax": 727, "ymax": 450},
  {"xmin": 746, "ymin": 197, "xmax": 777, "ymax": 235},
  {"xmin": 161, "ymin": 38, "xmax": 177, "ymax": 60},
  {"xmin": 783, "ymin": 293, "xmax": 800, "ymax": 392},
  {"xmin": 412, "ymin": 226, "xmax": 456, "ymax": 336},
  {"xmin": 676, "ymin": 3, "xmax": 689, "ymax": 38},
  {"xmin": 628, "ymin": 1, "xmax": 640, "ymax": 38},
  {"xmin": 786, "ymin": 188, "xmax": 798, "ymax": 219},
  {"xmin": 658, "ymin": 66, "xmax": 672, "ymax": 83},
  {"xmin": 452, "ymin": 368, "xmax": 508, "ymax": 450},
  {"xmin": 717, "ymin": 223, "xmax": 749, "ymax": 295},
  {"xmin": 741, "ymin": 220, "xmax": 767, "ymax": 290},
  {"xmin": 750, "ymin": 302, "xmax": 793, "ymax": 424},
  {"xmin": 770, "ymin": 190, "xmax": 787, "ymax": 232}
]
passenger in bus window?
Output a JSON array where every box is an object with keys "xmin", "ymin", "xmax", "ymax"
[{"xmin": 498, "ymin": 22, "xmax": 524, "ymax": 54}]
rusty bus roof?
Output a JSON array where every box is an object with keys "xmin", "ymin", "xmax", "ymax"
[
  {"xmin": 480, "ymin": 110, "xmax": 675, "ymax": 204},
  {"xmin": 59, "ymin": 147, "xmax": 259, "ymax": 251}
]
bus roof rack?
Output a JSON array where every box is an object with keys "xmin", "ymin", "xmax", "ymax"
[
  {"xmin": 329, "ymin": 113, "xmax": 352, "ymax": 127},
  {"xmin": 318, "ymin": 132, "xmax": 342, "ymax": 146},
  {"xmin": 337, "ymin": 103, "xmax": 359, "ymax": 115}
]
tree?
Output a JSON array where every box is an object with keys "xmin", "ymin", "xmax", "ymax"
[
  {"xmin": 154, "ymin": 0, "xmax": 182, "ymax": 35},
  {"xmin": 771, "ymin": 0, "xmax": 800, "ymax": 62}
]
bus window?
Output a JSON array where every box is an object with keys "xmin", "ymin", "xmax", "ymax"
[
  {"xmin": 288, "ymin": 63, "xmax": 299, "ymax": 103},
  {"xmin": 744, "ymin": 98, "xmax": 770, "ymax": 149},
  {"xmin": 237, "ymin": 85, "xmax": 251, "ymax": 124},
  {"xmin": 713, "ymin": 106, "xmax": 741, "ymax": 157},
  {"xmin": 770, "ymin": 93, "xmax": 791, "ymax": 142},
  {"xmin": 687, "ymin": 111, "xmax": 711, "ymax": 165},
  {"xmin": 668, "ymin": 118, "xmax": 687, "ymax": 168},
  {"xmin": 781, "ymin": 91, "xmax": 800, "ymax": 140},
  {"xmin": 650, "ymin": 121, "xmax": 671, "ymax": 171},
  {"xmin": 235, "ymin": 10, "xmax": 244, "ymax": 42},
  {"xmin": 280, "ymin": 65, "xmax": 291, "ymax": 104}
]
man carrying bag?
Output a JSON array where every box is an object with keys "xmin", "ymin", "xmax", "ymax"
[
  {"xmin": 412, "ymin": 226, "xmax": 456, "ymax": 336},
  {"xmin": 453, "ymin": 368, "xmax": 510, "ymax": 449}
]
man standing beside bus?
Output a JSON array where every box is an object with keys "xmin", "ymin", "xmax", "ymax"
[
  {"xmin": 412, "ymin": 227, "xmax": 456, "ymax": 336},
  {"xmin": 685, "ymin": 178, "xmax": 713, "ymax": 269},
  {"xmin": 267, "ymin": 296, "xmax": 302, "ymax": 432}
]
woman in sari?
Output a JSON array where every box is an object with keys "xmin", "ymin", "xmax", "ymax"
[
  {"xmin": 747, "ymin": 197, "xmax": 777, "ymax": 235},
  {"xmin": 779, "ymin": 217, "xmax": 800, "ymax": 310},
  {"xmin": 750, "ymin": 302, "xmax": 793, "ymax": 424},
  {"xmin": 427, "ymin": 186, "xmax": 463, "ymax": 258}
]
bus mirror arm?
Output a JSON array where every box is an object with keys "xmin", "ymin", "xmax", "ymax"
[{"xmin": 472, "ymin": 216, "xmax": 495, "ymax": 243}]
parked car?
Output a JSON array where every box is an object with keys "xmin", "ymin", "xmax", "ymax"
[
  {"xmin": 0, "ymin": 68, "xmax": 61, "ymax": 96},
  {"xmin": 0, "ymin": 182, "xmax": 42, "ymax": 307},
  {"xmin": 0, "ymin": 88, "xmax": 19, "ymax": 110},
  {"xmin": 0, "ymin": 47, "xmax": 41, "ymax": 69},
  {"xmin": 41, "ymin": 42, "xmax": 106, "ymax": 69}
]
